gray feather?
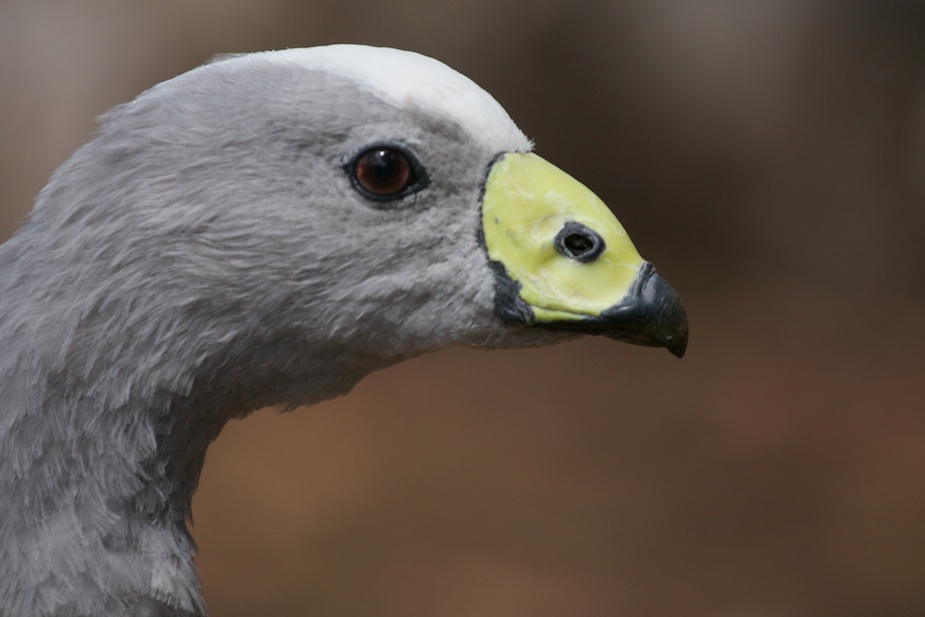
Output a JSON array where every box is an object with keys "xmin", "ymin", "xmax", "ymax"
[{"xmin": 0, "ymin": 49, "xmax": 552, "ymax": 616}]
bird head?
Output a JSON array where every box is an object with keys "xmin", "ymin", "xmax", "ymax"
[{"xmin": 37, "ymin": 45, "xmax": 686, "ymax": 390}]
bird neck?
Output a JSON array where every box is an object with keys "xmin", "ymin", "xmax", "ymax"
[
  {"xmin": 0, "ymin": 279, "xmax": 377, "ymax": 617},
  {"xmin": 0, "ymin": 347, "xmax": 236, "ymax": 616}
]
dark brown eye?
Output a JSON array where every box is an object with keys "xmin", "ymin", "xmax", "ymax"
[{"xmin": 349, "ymin": 145, "xmax": 427, "ymax": 201}]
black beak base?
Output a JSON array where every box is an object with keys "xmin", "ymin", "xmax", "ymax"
[{"xmin": 541, "ymin": 263, "xmax": 689, "ymax": 358}]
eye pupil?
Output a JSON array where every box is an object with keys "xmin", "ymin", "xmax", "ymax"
[{"xmin": 353, "ymin": 147, "xmax": 414, "ymax": 198}]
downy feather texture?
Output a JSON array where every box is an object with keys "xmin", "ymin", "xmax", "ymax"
[{"xmin": 0, "ymin": 45, "xmax": 562, "ymax": 616}]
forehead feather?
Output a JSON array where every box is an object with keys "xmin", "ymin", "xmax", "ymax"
[{"xmin": 243, "ymin": 45, "xmax": 532, "ymax": 153}]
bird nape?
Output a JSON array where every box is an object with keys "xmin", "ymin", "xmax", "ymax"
[{"xmin": 0, "ymin": 45, "xmax": 688, "ymax": 616}]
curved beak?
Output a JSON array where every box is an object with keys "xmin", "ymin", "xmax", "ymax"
[
  {"xmin": 544, "ymin": 262, "xmax": 688, "ymax": 357},
  {"xmin": 481, "ymin": 152, "xmax": 689, "ymax": 358}
]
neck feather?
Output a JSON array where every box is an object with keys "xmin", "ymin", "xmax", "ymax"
[{"xmin": 0, "ymin": 235, "xmax": 374, "ymax": 617}]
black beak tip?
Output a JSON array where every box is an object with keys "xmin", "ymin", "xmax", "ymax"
[
  {"xmin": 599, "ymin": 265, "xmax": 689, "ymax": 358},
  {"xmin": 649, "ymin": 275, "xmax": 689, "ymax": 358},
  {"xmin": 665, "ymin": 328, "xmax": 689, "ymax": 359},
  {"xmin": 516, "ymin": 262, "xmax": 689, "ymax": 358}
]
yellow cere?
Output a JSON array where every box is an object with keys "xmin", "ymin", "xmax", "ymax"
[{"xmin": 482, "ymin": 153, "xmax": 645, "ymax": 321}]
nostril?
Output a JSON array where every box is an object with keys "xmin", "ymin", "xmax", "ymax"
[
  {"xmin": 554, "ymin": 222, "xmax": 605, "ymax": 263},
  {"xmin": 563, "ymin": 233, "xmax": 594, "ymax": 254}
]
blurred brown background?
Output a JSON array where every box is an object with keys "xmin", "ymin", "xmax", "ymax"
[{"xmin": 3, "ymin": 1, "xmax": 924, "ymax": 616}]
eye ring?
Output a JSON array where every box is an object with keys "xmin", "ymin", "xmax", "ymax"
[
  {"xmin": 346, "ymin": 143, "xmax": 429, "ymax": 202},
  {"xmin": 554, "ymin": 222, "xmax": 606, "ymax": 263}
]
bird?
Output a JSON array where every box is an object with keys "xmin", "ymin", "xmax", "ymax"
[{"xmin": 0, "ymin": 45, "xmax": 688, "ymax": 616}]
